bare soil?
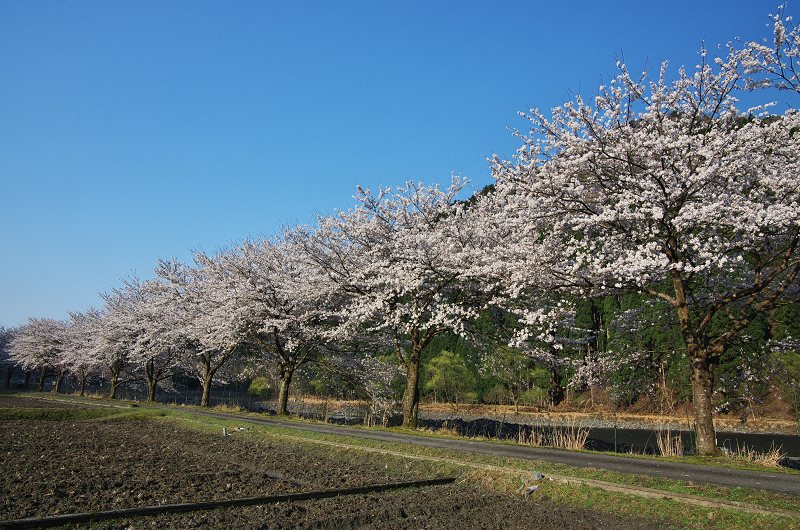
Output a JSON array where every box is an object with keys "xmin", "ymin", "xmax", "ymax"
[{"xmin": 0, "ymin": 396, "xmax": 670, "ymax": 529}]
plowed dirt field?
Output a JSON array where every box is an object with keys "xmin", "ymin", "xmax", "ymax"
[{"xmin": 0, "ymin": 396, "xmax": 669, "ymax": 529}]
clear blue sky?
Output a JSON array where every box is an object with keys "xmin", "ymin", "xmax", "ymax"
[{"xmin": 0, "ymin": 0, "xmax": 789, "ymax": 327}]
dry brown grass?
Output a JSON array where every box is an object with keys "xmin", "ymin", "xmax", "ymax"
[
  {"xmin": 419, "ymin": 420, "xmax": 462, "ymax": 438},
  {"xmin": 517, "ymin": 427, "xmax": 547, "ymax": 446},
  {"xmin": 725, "ymin": 442, "xmax": 786, "ymax": 467},
  {"xmin": 211, "ymin": 403, "xmax": 244, "ymax": 413},
  {"xmin": 655, "ymin": 428, "xmax": 684, "ymax": 457},
  {"xmin": 550, "ymin": 421, "xmax": 590, "ymax": 450}
]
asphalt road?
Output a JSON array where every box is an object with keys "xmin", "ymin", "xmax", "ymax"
[{"xmin": 189, "ymin": 409, "xmax": 800, "ymax": 497}]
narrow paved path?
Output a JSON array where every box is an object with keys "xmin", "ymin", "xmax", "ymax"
[{"xmin": 189, "ymin": 409, "xmax": 800, "ymax": 496}]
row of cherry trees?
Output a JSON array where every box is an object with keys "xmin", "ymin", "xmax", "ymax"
[
  {"xmin": 1, "ymin": 234, "xmax": 402, "ymax": 415},
  {"xmin": 1, "ymin": 179, "xmax": 489, "ymax": 422},
  {"xmin": 2, "ymin": 7, "xmax": 799, "ymax": 455}
]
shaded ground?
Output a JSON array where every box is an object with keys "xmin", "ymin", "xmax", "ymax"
[{"xmin": 0, "ymin": 396, "xmax": 670, "ymax": 529}]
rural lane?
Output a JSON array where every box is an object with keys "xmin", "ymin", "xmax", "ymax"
[{"xmin": 187, "ymin": 408, "xmax": 800, "ymax": 496}]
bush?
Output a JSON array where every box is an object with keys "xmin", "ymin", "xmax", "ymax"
[
  {"xmin": 247, "ymin": 377, "xmax": 271, "ymax": 399},
  {"xmin": 424, "ymin": 350, "xmax": 477, "ymax": 411}
]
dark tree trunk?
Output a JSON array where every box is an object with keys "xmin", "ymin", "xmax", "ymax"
[
  {"xmin": 199, "ymin": 346, "xmax": 238, "ymax": 408},
  {"xmin": 109, "ymin": 376, "xmax": 120, "ymax": 399},
  {"xmin": 146, "ymin": 360, "xmax": 157, "ymax": 402},
  {"xmin": 37, "ymin": 366, "xmax": 47, "ymax": 392},
  {"xmin": 401, "ymin": 345, "xmax": 422, "ymax": 428},
  {"xmin": 276, "ymin": 365, "xmax": 295, "ymax": 416},
  {"xmin": 108, "ymin": 361, "xmax": 127, "ymax": 400},
  {"xmin": 671, "ymin": 271, "xmax": 722, "ymax": 457},
  {"xmin": 201, "ymin": 372, "xmax": 214, "ymax": 408},
  {"xmin": 549, "ymin": 370, "xmax": 565, "ymax": 406},
  {"xmin": 4, "ymin": 365, "xmax": 15, "ymax": 388},
  {"xmin": 690, "ymin": 353, "xmax": 721, "ymax": 456},
  {"xmin": 147, "ymin": 380, "xmax": 158, "ymax": 402},
  {"xmin": 53, "ymin": 369, "xmax": 65, "ymax": 394},
  {"xmin": 199, "ymin": 355, "xmax": 215, "ymax": 408}
]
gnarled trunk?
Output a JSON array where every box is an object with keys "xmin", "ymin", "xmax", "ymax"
[
  {"xmin": 53, "ymin": 369, "xmax": 65, "ymax": 394},
  {"xmin": 147, "ymin": 380, "xmax": 158, "ymax": 402},
  {"xmin": 201, "ymin": 371, "xmax": 214, "ymax": 408},
  {"xmin": 108, "ymin": 363, "xmax": 123, "ymax": 399},
  {"xmin": 672, "ymin": 271, "xmax": 721, "ymax": 456},
  {"xmin": 109, "ymin": 372, "xmax": 120, "ymax": 399},
  {"xmin": 199, "ymin": 346, "xmax": 238, "ymax": 408},
  {"xmin": 200, "ymin": 356, "xmax": 214, "ymax": 408},
  {"xmin": 145, "ymin": 360, "xmax": 158, "ymax": 402},
  {"xmin": 37, "ymin": 366, "xmax": 47, "ymax": 391},
  {"xmin": 690, "ymin": 354, "xmax": 721, "ymax": 456},
  {"xmin": 401, "ymin": 347, "xmax": 422, "ymax": 428},
  {"xmin": 276, "ymin": 365, "xmax": 295, "ymax": 416}
]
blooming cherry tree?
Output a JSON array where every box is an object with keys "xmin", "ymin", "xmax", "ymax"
[
  {"xmin": 733, "ymin": 4, "xmax": 800, "ymax": 93},
  {"xmin": 192, "ymin": 236, "xmax": 345, "ymax": 415},
  {"xmin": 301, "ymin": 176, "xmax": 494, "ymax": 427},
  {"xmin": 154, "ymin": 258, "xmax": 241, "ymax": 408},
  {"xmin": 9, "ymin": 318, "xmax": 68, "ymax": 392},
  {"xmin": 0, "ymin": 326, "xmax": 19, "ymax": 388},
  {"xmin": 62, "ymin": 309, "xmax": 104, "ymax": 396},
  {"xmin": 490, "ymin": 35, "xmax": 800, "ymax": 454},
  {"xmin": 96, "ymin": 290, "xmax": 143, "ymax": 399},
  {"xmin": 101, "ymin": 275, "xmax": 183, "ymax": 402}
]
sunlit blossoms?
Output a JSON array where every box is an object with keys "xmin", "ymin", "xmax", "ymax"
[
  {"xmin": 297, "ymin": 176, "xmax": 499, "ymax": 427},
  {"xmin": 487, "ymin": 20, "xmax": 800, "ymax": 454}
]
